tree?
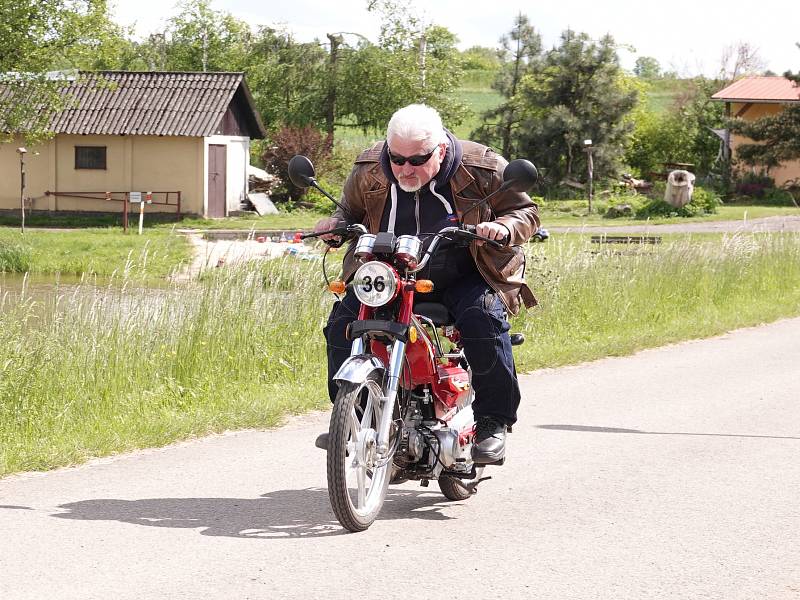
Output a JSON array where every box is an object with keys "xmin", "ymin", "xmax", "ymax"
[
  {"xmin": 335, "ymin": 0, "xmax": 466, "ymax": 132},
  {"xmin": 460, "ymin": 46, "xmax": 502, "ymax": 72},
  {"xmin": 625, "ymin": 77, "xmax": 725, "ymax": 178},
  {"xmin": 477, "ymin": 29, "xmax": 637, "ymax": 190},
  {"xmin": 471, "ymin": 14, "xmax": 542, "ymax": 157},
  {"xmin": 718, "ymin": 41, "xmax": 768, "ymax": 83},
  {"xmin": 0, "ymin": 0, "xmax": 129, "ymax": 141},
  {"xmin": 160, "ymin": 0, "xmax": 251, "ymax": 72},
  {"xmin": 633, "ymin": 56, "xmax": 661, "ymax": 79}
]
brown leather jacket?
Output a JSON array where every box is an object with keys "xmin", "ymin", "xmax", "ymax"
[{"xmin": 332, "ymin": 140, "xmax": 540, "ymax": 315}]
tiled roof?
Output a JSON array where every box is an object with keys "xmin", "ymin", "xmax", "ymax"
[
  {"xmin": 1, "ymin": 71, "xmax": 266, "ymax": 137},
  {"xmin": 712, "ymin": 76, "xmax": 800, "ymax": 103}
]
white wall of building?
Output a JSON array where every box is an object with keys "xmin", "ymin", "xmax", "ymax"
[{"xmin": 203, "ymin": 135, "xmax": 250, "ymax": 217}]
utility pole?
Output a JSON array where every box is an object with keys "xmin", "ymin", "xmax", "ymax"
[{"xmin": 583, "ymin": 139, "xmax": 594, "ymax": 214}]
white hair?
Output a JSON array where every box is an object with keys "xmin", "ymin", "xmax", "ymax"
[{"xmin": 386, "ymin": 104, "xmax": 447, "ymax": 150}]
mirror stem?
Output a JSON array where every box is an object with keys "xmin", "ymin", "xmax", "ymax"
[{"xmin": 308, "ymin": 178, "xmax": 349, "ymax": 214}]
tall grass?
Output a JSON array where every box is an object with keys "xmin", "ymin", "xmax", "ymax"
[
  {"xmin": 2, "ymin": 233, "xmax": 800, "ymax": 476},
  {"xmin": 513, "ymin": 233, "xmax": 800, "ymax": 369},
  {"xmin": 0, "ymin": 256, "xmax": 329, "ymax": 475}
]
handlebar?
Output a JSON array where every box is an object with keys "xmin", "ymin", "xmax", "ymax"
[
  {"xmin": 301, "ymin": 224, "xmax": 368, "ymax": 247},
  {"xmin": 410, "ymin": 225, "xmax": 509, "ymax": 274}
]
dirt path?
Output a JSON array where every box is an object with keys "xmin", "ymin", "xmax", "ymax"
[
  {"xmin": 547, "ymin": 214, "xmax": 800, "ymax": 234},
  {"xmin": 2, "ymin": 317, "xmax": 799, "ymax": 599}
]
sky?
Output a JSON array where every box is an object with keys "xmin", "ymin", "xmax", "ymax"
[{"xmin": 112, "ymin": 0, "xmax": 800, "ymax": 76}]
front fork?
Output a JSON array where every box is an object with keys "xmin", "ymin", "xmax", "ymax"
[{"xmin": 348, "ymin": 335, "xmax": 406, "ymax": 456}]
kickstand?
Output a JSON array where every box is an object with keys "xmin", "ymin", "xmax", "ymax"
[{"xmin": 456, "ymin": 475, "xmax": 493, "ymax": 495}]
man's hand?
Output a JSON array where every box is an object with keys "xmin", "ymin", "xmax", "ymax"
[
  {"xmin": 314, "ymin": 216, "xmax": 342, "ymax": 242},
  {"xmin": 475, "ymin": 221, "xmax": 510, "ymax": 246}
]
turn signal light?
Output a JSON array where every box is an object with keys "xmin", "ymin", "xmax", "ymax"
[
  {"xmin": 408, "ymin": 326, "xmax": 418, "ymax": 343},
  {"xmin": 415, "ymin": 280, "xmax": 434, "ymax": 293},
  {"xmin": 328, "ymin": 280, "xmax": 346, "ymax": 294}
]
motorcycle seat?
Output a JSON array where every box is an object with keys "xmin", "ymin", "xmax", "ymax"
[{"xmin": 413, "ymin": 302, "xmax": 454, "ymax": 326}]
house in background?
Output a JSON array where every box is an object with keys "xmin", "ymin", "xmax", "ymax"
[
  {"xmin": 712, "ymin": 76, "xmax": 800, "ymax": 186},
  {"xmin": 0, "ymin": 71, "xmax": 266, "ymax": 218}
]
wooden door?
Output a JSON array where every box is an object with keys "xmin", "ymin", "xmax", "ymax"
[{"xmin": 208, "ymin": 144, "xmax": 227, "ymax": 218}]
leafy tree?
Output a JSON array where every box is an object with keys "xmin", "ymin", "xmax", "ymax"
[
  {"xmin": 160, "ymin": 0, "xmax": 251, "ymax": 72},
  {"xmin": 460, "ymin": 46, "xmax": 502, "ymax": 72},
  {"xmin": 625, "ymin": 77, "xmax": 725, "ymax": 178},
  {"xmin": 633, "ymin": 56, "xmax": 661, "ymax": 79},
  {"xmin": 336, "ymin": 0, "xmax": 466, "ymax": 132},
  {"xmin": 728, "ymin": 49, "xmax": 800, "ymax": 170},
  {"xmin": 481, "ymin": 29, "xmax": 637, "ymax": 190},
  {"xmin": 243, "ymin": 26, "xmax": 328, "ymax": 130},
  {"xmin": 472, "ymin": 14, "xmax": 542, "ymax": 157},
  {"xmin": 0, "ymin": 0, "xmax": 129, "ymax": 141}
]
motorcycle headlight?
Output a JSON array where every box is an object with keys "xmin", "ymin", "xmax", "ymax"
[{"xmin": 352, "ymin": 261, "xmax": 399, "ymax": 307}]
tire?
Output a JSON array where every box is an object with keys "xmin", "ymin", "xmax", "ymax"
[
  {"xmin": 438, "ymin": 466, "xmax": 485, "ymax": 501},
  {"xmin": 327, "ymin": 376, "xmax": 392, "ymax": 532}
]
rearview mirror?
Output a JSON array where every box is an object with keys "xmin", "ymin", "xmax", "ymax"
[{"xmin": 288, "ymin": 155, "xmax": 316, "ymax": 189}]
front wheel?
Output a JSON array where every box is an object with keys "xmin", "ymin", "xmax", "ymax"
[{"xmin": 327, "ymin": 376, "xmax": 392, "ymax": 532}]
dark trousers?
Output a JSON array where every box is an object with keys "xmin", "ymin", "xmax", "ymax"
[{"xmin": 323, "ymin": 271, "xmax": 521, "ymax": 425}]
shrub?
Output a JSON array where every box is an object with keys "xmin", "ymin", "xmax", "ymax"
[
  {"xmin": 636, "ymin": 184, "xmax": 721, "ymax": 218},
  {"xmin": 261, "ymin": 126, "xmax": 332, "ymax": 203}
]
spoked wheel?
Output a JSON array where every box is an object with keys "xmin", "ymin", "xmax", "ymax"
[
  {"xmin": 327, "ymin": 377, "xmax": 392, "ymax": 532},
  {"xmin": 439, "ymin": 465, "xmax": 486, "ymax": 501}
]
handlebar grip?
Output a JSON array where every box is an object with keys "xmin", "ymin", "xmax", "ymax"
[{"xmin": 461, "ymin": 224, "xmax": 509, "ymax": 247}]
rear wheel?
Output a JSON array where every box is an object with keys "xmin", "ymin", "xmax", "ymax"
[
  {"xmin": 327, "ymin": 377, "xmax": 391, "ymax": 532},
  {"xmin": 439, "ymin": 466, "xmax": 485, "ymax": 501}
]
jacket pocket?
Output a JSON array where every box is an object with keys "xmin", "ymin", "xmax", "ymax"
[{"xmin": 498, "ymin": 246, "xmax": 524, "ymax": 278}]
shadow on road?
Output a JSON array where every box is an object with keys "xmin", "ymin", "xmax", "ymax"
[
  {"xmin": 51, "ymin": 486, "xmax": 460, "ymax": 539},
  {"xmin": 537, "ymin": 424, "xmax": 800, "ymax": 440}
]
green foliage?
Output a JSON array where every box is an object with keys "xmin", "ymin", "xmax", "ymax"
[
  {"xmin": 730, "ymin": 103, "xmax": 800, "ymax": 169},
  {"xmin": 625, "ymin": 77, "xmax": 725, "ymax": 179},
  {"xmin": 633, "ymin": 56, "xmax": 661, "ymax": 79},
  {"xmin": 513, "ymin": 31, "xmax": 638, "ymax": 189},
  {"xmin": 635, "ymin": 185, "xmax": 721, "ymax": 218},
  {"xmin": 0, "ymin": 228, "xmax": 190, "ymax": 278},
  {"xmin": 159, "ymin": 0, "xmax": 251, "ymax": 72},
  {"xmin": 460, "ymin": 46, "xmax": 502, "ymax": 72},
  {"xmin": 0, "ymin": 0, "xmax": 130, "ymax": 141},
  {"xmin": 472, "ymin": 13, "xmax": 542, "ymax": 157},
  {"xmin": 0, "ymin": 235, "xmax": 33, "ymax": 272}
]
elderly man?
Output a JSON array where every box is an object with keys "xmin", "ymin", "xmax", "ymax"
[{"xmin": 315, "ymin": 103, "xmax": 539, "ymax": 464}]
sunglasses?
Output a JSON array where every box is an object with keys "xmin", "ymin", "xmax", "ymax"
[{"xmin": 387, "ymin": 145, "xmax": 438, "ymax": 166}]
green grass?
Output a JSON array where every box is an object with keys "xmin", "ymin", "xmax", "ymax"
[
  {"xmin": 3, "ymin": 232, "xmax": 800, "ymax": 476},
  {"xmin": 511, "ymin": 232, "xmax": 800, "ymax": 369},
  {"xmin": 0, "ymin": 228, "xmax": 191, "ymax": 278},
  {"xmin": 642, "ymin": 78, "xmax": 693, "ymax": 114}
]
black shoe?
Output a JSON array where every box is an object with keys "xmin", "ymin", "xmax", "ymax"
[
  {"xmin": 471, "ymin": 416, "xmax": 507, "ymax": 465},
  {"xmin": 315, "ymin": 432, "xmax": 329, "ymax": 450}
]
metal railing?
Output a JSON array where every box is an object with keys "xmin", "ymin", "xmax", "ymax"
[{"xmin": 44, "ymin": 190, "xmax": 182, "ymax": 231}]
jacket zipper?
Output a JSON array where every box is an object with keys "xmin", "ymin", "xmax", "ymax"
[{"xmin": 414, "ymin": 191, "xmax": 420, "ymax": 235}]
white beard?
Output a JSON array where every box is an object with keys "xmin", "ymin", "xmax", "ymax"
[{"xmin": 397, "ymin": 179, "xmax": 421, "ymax": 192}]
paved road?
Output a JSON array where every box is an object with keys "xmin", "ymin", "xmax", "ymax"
[
  {"xmin": 548, "ymin": 214, "xmax": 800, "ymax": 234},
  {"xmin": 2, "ymin": 319, "xmax": 799, "ymax": 599}
]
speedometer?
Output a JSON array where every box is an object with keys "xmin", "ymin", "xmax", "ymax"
[{"xmin": 352, "ymin": 261, "xmax": 399, "ymax": 307}]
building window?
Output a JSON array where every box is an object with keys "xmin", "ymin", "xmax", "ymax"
[{"xmin": 75, "ymin": 146, "xmax": 107, "ymax": 170}]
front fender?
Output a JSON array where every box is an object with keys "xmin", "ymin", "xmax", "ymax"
[{"xmin": 334, "ymin": 354, "xmax": 385, "ymax": 386}]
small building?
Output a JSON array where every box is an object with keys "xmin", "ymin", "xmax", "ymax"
[
  {"xmin": 0, "ymin": 71, "xmax": 266, "ymax": 218},
  {"xmin": 712, "ymin": 76, "xmax": 800, "ymax": 186}
]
